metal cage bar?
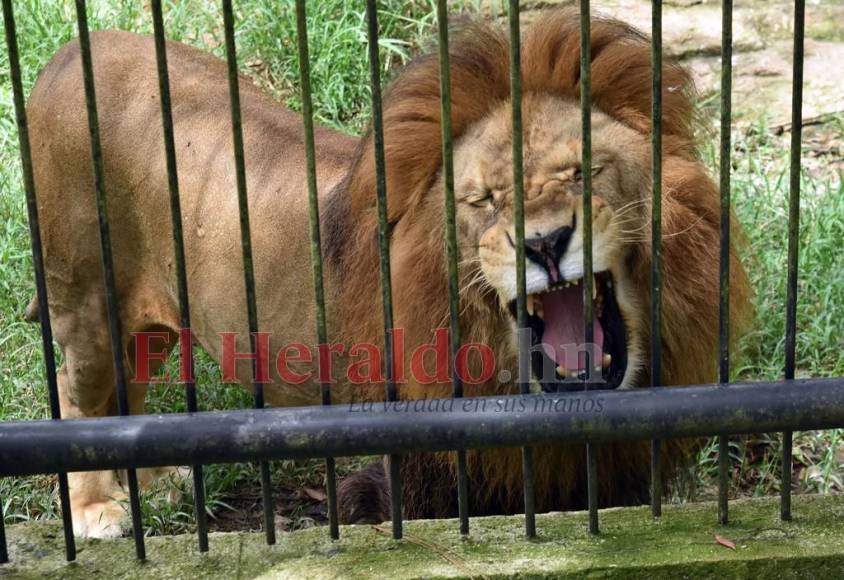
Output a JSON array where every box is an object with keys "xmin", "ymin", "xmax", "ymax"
[
  {"xmin": 508, "ymin": 0, "xmax": 537, "ymax": 540},
  {"xmin": 578, "ymin": 0, "xmax": 600, "ymax": 536},
  {"xmin": 4, "ymin": 379, "xmax": 844, "ymax": 477},
  {"xmin": 0, "ymin": 501, "xmax": 6, "ymax": 563},
  {"xmin": 435, "ymin": 0, "xmax": 471, "ymax": 535},
  {"xmin": 649, "ymin": 0, "xmax": 664, "ymax": 520},
  {"xmin": 73, "ymin": 0, "xmax": 146, "ymax": 559},
  {"xmin": 782, "ymin": 0, "xmax": 806, "ymax": 522},
  {"xmin": 717, "ymin": 0, "xmax": 733, "ymax": 526},
  {"xmin": 221, "ymin": 0, "xmax": 276, "ymax": 546},
  {"xmin": 364, "ymin": 0, "xmax": 403, "ymax": 540},
  {"xmin": 1, "ymin": 0, "xmax": 76, "ymax": 562},
  {"xmin": 150, "ymin": 0, "xmax": 209, "ymax": 552},
  {"xmin": 293, "ymin": 0, "xmax": 340, "ymax": 540}
]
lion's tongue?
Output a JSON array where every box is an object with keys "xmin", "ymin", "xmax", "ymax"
[{"xmin": 540, "ymin": 282, "xmax": 604, "ymax": 370}]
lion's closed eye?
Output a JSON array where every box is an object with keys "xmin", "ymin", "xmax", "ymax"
[
  {"xmin": 566, "ymin": 165, "xmax": 603, "ymax": 183},
  {"xmin": 465, "ymin": 189, "xmax": 495, "ymax": 208}
]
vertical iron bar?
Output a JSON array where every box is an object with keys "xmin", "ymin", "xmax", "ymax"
[
  {"xmin": 782, "ymin": 0, "xmax": 805, "ymax": 523},
  {"xmin": 717, "ymin": 0, "xmax": 733, "ymax": 527},
  {"xmin": 365, "ymin": 0, "xmax": 402, "ymax": 540},
  {"xmin": 150, "ymin": 0, "xmax": 209, "ymax": 552},
  {"xmin": 508, "ymin": 0, "xmax": 536, "ymax": 540},
  {"xmin": 74, "ymin": 0, "xmax": 146, "ymax": 559},
  {"xmin": 650, "ymin": 0, "xmax": 663, "ymax": 519},
  {"xmin": 294, "ymin": 0, "xmax": 339, "ymax": 540},
  {"xmin": 435, "ymin": 0, "xmax": 470, "ymax": 536},
  {"xmin": 2, "ymin": 0, "xmax": 76, "ymax": 561},
  {"xmin": 0, "ymin": 500, "xmax": 6, "ymax": 564},
  {"xmin": 579, "ymin": 0, "xmax": 599, "ymax": 536},
  {"xmin": 221, "ymin": 0, "xmax": 276, "ymax": 545}
]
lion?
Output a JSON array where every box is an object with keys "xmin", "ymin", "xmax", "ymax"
[{"xmin": 25, "ymin": 8, "xmax": 750, "ymax": 538}]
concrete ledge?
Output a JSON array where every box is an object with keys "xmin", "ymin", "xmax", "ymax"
[{"xmin": 3, "ymin": 495, "xmax": 844, "ymax": 578}]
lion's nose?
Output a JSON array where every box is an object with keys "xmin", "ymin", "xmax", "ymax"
[{"xmin": 525, "ymin": 225, "xmax": 574, "ymax": 283}]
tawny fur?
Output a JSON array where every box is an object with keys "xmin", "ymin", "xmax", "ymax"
[
  {"xmin": 332, "ymin": 9, "xmax": 751, "ymax": 518},
  {"xmin": 26, "ymin": 7, "xmax": 751, "ymax": 534}
]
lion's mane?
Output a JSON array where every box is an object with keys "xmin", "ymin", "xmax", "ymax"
[{"xmin": 329, "ymin": 8, "xmax": 752, "ymax": 516}]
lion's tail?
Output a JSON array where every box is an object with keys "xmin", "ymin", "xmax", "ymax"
[{"xmin": 24, "ymin": 295, "xmax": 39, "ymax": 323}]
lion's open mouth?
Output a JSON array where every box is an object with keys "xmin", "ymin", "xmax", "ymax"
[{"xmin": 508, "ymin": 272, "xmax": 628, "ymax": 391}]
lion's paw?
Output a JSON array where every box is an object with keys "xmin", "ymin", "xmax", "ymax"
[{"xmin": 72, "ymin": 500, "xmax": 128, "ymax": 539}]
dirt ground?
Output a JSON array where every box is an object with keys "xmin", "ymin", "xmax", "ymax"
[
  {"xmin": 211, "ymin": 483, "xmax": 328, "ymax": 533},
  {"xmin": 483, "ymin": 0, "xmax": 844, "ymax": 125}
]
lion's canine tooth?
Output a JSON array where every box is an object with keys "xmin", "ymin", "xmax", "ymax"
[
  {"xmin": 556, "ymin": 365, "xmax": 568, "ymax": 378},
  {"xmin": 535, "ymin": 301, "xmax": 544, "ymax": 320},
  {"xmin": 602, "ymin": 353, "xmax": 612, "ymax": 368},
  {"xmin": 526, "ymin": 294, "xmax": 535, "ymax": 316}
]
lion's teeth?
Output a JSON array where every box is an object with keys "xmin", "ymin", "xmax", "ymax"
[
  {"xmin": 535, "ymin": 301, "xmax": 544, "ymax": 320},
  {"xmin": 602, "ymin": 353, "xmax": 612, "ymax": 368},
  {"xmin": 592, "ymin": 275, "xmax": 598, "ymax": 299},
  {"xmin": 526, "ymin": 294, "xmax": 535, "ymax": 316},
  {"xmin": 556, "ymin": 365, "xmax": 568, "ymax": 378}
]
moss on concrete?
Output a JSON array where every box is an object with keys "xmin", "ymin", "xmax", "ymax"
[{"xmin": 3, "ymin": 495, "xmax": 844, "ymax": 578}]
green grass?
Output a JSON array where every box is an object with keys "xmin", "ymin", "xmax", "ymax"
[
  {"xmin": 690, "ymin": 107, "xmax": 844, "ymax": 499},
  {"xmin": 1, "ymin": 0, "xmax": 842, "ymax": 534}
]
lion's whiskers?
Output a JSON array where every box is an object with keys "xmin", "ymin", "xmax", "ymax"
[
  {"xmin": 615, "ymin": 214, "xmax": 707, "ymax": 244},
  {"xmin": 611, "ymin": 197, "xmax": 649, "ymax": 216}
]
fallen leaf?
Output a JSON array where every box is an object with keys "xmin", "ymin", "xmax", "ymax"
[
  {"xmin": 302, "ymin": 487, "xmax": 327, "ymax": 502},
  {"xmin": 715, "ymin": 534, "xmax": 737, "ymax": 551}
]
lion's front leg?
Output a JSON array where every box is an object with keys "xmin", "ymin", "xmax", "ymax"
[
  {"xmin": 125, "ymin": 361, "xmax": 191, "ymax": 503},
  {"xmin": 67, "ymin": 471, "xmax": 128, "ymax": 539}
]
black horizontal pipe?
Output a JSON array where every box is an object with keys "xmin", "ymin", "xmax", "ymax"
[{"xmin": 2, "ymin": 378, "xmax": 843, "ymax": 477}]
